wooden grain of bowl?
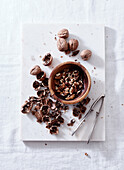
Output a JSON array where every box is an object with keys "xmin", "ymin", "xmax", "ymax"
[{"xmin": 49, "ymin": 61, "xmax": 91, "ymax": 104}]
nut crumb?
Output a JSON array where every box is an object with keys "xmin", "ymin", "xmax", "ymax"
[
  {"xmin": 55, "ymin": 37, "xmax": 57, "ymax": 40},
  {"xmin": 94, "ymin": 67, "xmax": 96, "ymax": 69},
  {"xmin": 85, "ymin": 153, "xmax": 88, "ymax": 156},
  {"xmin": 93, "ymin": 81, "xmax": 96, "ymax": 84},
  {"xmin": 39, "ymin": 56, "xmax": 42, "ymax": 58},
  {"xmin": 60, "ymin": 56, "xmax": 63, "ymax": 58},
  {"xmin": 31, "ymin": 56, "xmax": 35, "ymax": 61}
]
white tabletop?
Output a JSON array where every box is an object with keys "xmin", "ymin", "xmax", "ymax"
[{"xmin": 0, "ymin": 0, "xmax": 124, "ymax": 170}]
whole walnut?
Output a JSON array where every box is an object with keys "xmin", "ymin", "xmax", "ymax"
[
  {"xmin": 58, "ymin": 29, "xmax": 69, "ymax": 39},
  {"xmin": 57, "ymin": 38, "xmax": 68, "ymax": 51},
  {"xmin": 68, "ymin": 39, "xmax": 78, "ymax": 51},
  {"xmin": 30, "ymin": 65, "xmax": 41, "ymax": 75},
  {"xmin": 80, "ymin": 49, "xmax": 92, "ymax": 61}
]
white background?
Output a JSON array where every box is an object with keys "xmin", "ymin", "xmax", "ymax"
[{"xmin": 0, "ymin": 0, "xmax": 124, "ymax": 170}]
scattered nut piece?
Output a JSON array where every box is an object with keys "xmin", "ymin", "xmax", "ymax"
[
  {"xmin": 50, "ymin": 126, "xmax": 59, "ymax": 135},
  {"xmin": 36, "ymin": 71, "xmax": 46, "ymax": 81},
  {"xmin": 30, "ymin": 65, "xmax": 41, "ymax": 75},
  {"xmin": 67, "ymin": 119, "xmax": 75, "ymax": 126},
  {"xmin": 78, "ymin": 114, "xmax": 82, "ymax": 119},
  {"xmin": 37, "ymin": 90, "xmax": 47, "ymax": 98},
  {"xmin": 21, "ymin": 101, "xmax": 33, "ymax": 114},
  {"xmin": 85, "ymin": 153, "xmax": 88, "ymax": 156},
  {"xmin": 32, "ymin": 81, "xmax": 40, "ymax": 91},
  {"xmin": 40, "ymin": 105, "xmax": 49, "ymax": 116},
  {"xmin": 35, "ymin": 112, "xmax": 43, "ymax": 123},
  {"xmin": 58, "ymin": 28, "xmax": 69, "ymax": 39},
  {"xmin": 57, "ymin": 115, "xmax": 64, "ymax": 124},
  {"xmin": 80, "ymin": 105, "xmax": 86, "ymax": 114},
  {"xmin": 42, "ymin": 115, "xmax": 50, "ymax": 123},
  {"xmin": 42, "ymin": 53, "xmax": 53, "ymax": 66},
  {"xmin": 73, "ymin": 108, "xmax": 80, "ymax": 117},
  {"xmin": 69, "ymin": 39, "xmax": 78, "ymax": 51},
  {"xmin": 80, "ymin": 49, "xmax": 92, "ymax": 61},
  {"xmin": 57, "ymin": 38, "xmax": 68, "ymax": 51},
  {"xmin": 42, "ymin": 78, "xmax": 48, "ymax": 87},
  {"xmin": 71, "ymin": 50, "xmax": 80, "ymax": 57},
  {"xmin": 84, "ymin": 97, "xmax": 91, "ymax": 105},
  {"xmin": 65, "ymin": 94, "xmax": 75, "ymax": 100}
]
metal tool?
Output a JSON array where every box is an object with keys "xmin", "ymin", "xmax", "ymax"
[{"xmin": 72, "ymin": 94, "xmax": 105, "ymax": 144}]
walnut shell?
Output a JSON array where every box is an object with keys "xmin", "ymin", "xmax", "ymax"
[
  {"xmin": 68, "ymin": 39, "xmax": 78, "ymax": 51},
  {"xmin": 36, "ymin": 71, "xmax": 46, "ymax": 81},
  {"xmin": 57, "ymin": 38, "xmax": 68, "ymax": 51},
  {"xmin": 30, "ymin": 65, "xmax": 41, "ymax": 75},
  {"xmin": 80, "ymin": 49, "xmax": 92, "ymax": 61},
  {"xmin": 58, "ymin": 28, "xmax": 69, "ymax": 39},
  {"xmin": 42, "ymin": 53, "xmax": 53, "ymax": 66}
]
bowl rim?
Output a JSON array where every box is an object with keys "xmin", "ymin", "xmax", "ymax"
[{"xmin": 48, "ymin": 61, "xmax": 91, "ymax": 104}]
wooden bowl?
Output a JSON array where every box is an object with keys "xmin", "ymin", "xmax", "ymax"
[{"xmin": 49, "ymin": 61, "xmax": 91, "ymax": 104}]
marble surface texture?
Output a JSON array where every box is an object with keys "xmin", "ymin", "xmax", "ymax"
[{"xmin": 21, "ymin": 24, "xmax": 105, "ymax": 141}]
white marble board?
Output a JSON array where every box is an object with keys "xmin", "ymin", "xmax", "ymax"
[{"xmin": 21, "ymin": 24, "xmax": 105, "ymax": 141}]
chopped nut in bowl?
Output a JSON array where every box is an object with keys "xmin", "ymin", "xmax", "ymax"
[{"xmin": 49, "ymin": 61, "xmax": 91, "ymax": 104}]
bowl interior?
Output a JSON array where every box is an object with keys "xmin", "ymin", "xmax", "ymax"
[{"xmin": 49, "ymin": 62, "xmax": 91, "ymax": 104}]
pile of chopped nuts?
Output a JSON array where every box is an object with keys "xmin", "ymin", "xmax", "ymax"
[
  {"xmin": 57, "ymin": 28, "xmax": 92, "ymax": 60},
  {"xmin": 54, "ymin": 68, "xmax": 84, "ymax": 100}
]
